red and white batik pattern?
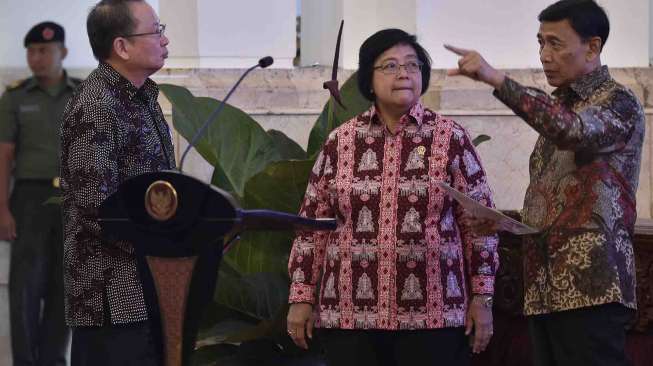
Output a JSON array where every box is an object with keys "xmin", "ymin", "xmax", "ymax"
[{"xmin": 289, "ymin": 103, "xmax": 498, "ymax": 330}]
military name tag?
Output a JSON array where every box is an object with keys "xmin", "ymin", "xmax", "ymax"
[
  {"xmin": 19, "ymin": 104, "xmax": 40, "ymax": 113},
  {"xmin": 145, "ymin": 180, "xmax": 178, "ymax": 221}
]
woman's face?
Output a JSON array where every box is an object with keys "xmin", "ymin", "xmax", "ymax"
[{"xmin": 371, "ymin": 43, "xmax": 423, "ymax": 114}]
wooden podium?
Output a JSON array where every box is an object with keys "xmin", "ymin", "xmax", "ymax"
[{"xmin": 98, "ymin": 171, "xmax": 336, "ymax": 366}]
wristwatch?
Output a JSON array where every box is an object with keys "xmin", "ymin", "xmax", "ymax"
[{"xmin": 474, "ymin": 295, "xmax": 493, "ymax": 308}]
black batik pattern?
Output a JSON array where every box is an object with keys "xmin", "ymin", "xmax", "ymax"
[{"xmin": 60, "ymin": 63, "xmax": 176, "ymax": 326}]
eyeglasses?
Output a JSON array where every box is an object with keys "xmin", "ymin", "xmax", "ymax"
[
  {"xmin": 121, "ymin": 23, "xmax": 166, "ymax": 38},
  {"xmin": 373, "ymin": 60, "xmax": 423, "ymax": 75}
]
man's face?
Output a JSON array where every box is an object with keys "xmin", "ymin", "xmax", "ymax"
[
  {"xmin": 26, "ymin": 42, "xmax": 66, "ymax": 79},
  {"xmin": 124, "ymin": 1, "xmax": 169, "ymax": 76},
  {"xmin": 537, "ymin": 19, "xmax": 592, "ymax": 88}
]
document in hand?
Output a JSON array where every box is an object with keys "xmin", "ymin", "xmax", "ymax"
[{"xmin": 437, "ymin": 181, "xmax": 539, "ymax": 235}]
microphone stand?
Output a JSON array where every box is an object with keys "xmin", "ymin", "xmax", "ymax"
[{"xmin": 177, "ymin": 56, "xmax": 274, "ymax": 172}]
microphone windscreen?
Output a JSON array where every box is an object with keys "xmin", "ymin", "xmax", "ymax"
[{"xmin": 258, "ymin": 56, "xmax": 274, "ymax": 68}]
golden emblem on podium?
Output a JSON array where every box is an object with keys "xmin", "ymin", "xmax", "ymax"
[{"xmin": 145, "ymin": 180, "xmax": 178, "ymax": 221}]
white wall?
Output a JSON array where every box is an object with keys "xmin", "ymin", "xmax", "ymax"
[
  {"xmin": 300, "ymin": 0, "xmax": 650, "ymax": 70},
  {"xmin": 193, "ymin": 0, "xmax": 296, "ymax": 68},
  {"xmin": 163, "ymin": 0, "xmax": 296, "ymax": 68},
  {"xmin": 650, "ymin": 0, "xmax": 653, "ymax": 65},
  {"xmin": 0, "ymin": 0, "xmax": 160, "ymax": 70},
  {"xmin": 602, "ymin": 0, "xmax": 648, "ymax": 67},
  {"xmin": 0, "ymin": 0, "xmax": 287, "ymax": 71},
  {"xmin": 0, "ymin": 0, "xmax": 99, "ymax": 69},
  {"xmin": 418, "ymin": 0, "xmax": 649, "ymax": 69},
  {"xmin": 417, "ymin": 0, "xmax": 540, "ymax": 69},
  {"xmin": 341, "ymin": 0, "xmax": 417, "ymax": 70},
  {"xmin": 1, "ymin": 0, "xmax": 651, "ymax": 71},
  {"xmin": 301, "ymin": 0, "xmax": 417, "ymax": 69}
]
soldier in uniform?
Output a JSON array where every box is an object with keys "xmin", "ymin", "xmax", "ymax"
[{"xmin": 0, "ymin": 21, "xmax": 81, "ymax": 366}]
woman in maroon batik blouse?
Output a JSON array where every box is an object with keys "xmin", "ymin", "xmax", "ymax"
[{"xmin": 286, "ymin": 29, "xmax": 499, "ymax": 366}]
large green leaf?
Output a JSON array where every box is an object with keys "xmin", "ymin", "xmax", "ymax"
[
  {"xmin": 196, "ymin": 262, "xmax": 288, "ymax": 346},
  {"xmin": 197, "ymin": 308, "xmax": 283, "ymax": 347},
  {"xmin": 266, "ymin": 129, "xmax": 306, "ymax": 160},
  {"xmin": 215, "ymin": 270, "xmax": 289, "ymax": 321},
  {"xmin": 223, "ymin": 159, "xmax": 314, "ymax": 275},
  {"xmin": 242, "ymin": 160, "xmax": 313, "ymax": 212},
  {"xmin": 306, "ymin": 72, "xmax": 372, "ymax": 157},
  {"xmin": 223, "ymin": 231, "xmax": 293, "ymax": 275},
  {"xmin": 160, "ymin": 84, "xmax": 282, "ymax": 196},
  {"xmin": 196, "ymin": 319, "xmax": 259, "ymax": 347},
  {"xmin": 196, "ymin": 301, "xmax": 257, "ymax": 339},
  {"xmin": 158, "ymin": 84, "xmax": 216, "ymax": 164},
  {"xmin": 210, "ymin": 164, "xmax": 239, "ymax": 202}
]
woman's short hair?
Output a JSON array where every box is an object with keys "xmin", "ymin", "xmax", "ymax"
[
  {"xmin": 357, "ymin": 28, "xmax": 432, "ymax": 102},
  {"xmin": 87, "ymin": 0, "xmax": 142, "ymax": 61}
]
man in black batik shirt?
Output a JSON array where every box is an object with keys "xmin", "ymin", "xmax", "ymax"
[{"xmin": 60, "ymin": 1, "xmax": 175, "ymax": 364}]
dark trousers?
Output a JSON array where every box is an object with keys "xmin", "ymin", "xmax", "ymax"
[
  {"xmin": 71, "ymin": 319, "xmax": 159, "ymax": 366},
  {"xmin": 528, "ymin": 303, "xmax": 634, "ymax": 366},
  {"xmin": 318, "ymin": 327, "xmax": 470, "ymax": 366},
  {"xmin": 9, "ymin": 182, "xmax": 69, "ymax": 366}
]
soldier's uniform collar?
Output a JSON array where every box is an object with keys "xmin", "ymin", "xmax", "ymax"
[{"xmin": 24, "ymin": 70, "xmax": 78, "ymax": 95}]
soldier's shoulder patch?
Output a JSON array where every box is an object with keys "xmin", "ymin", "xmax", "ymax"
[{"xmin": 5, "ymin": 79, "xmax": 27, "ymax": 91}]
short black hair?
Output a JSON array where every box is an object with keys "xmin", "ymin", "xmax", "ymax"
[
  {"xmin": 87, "ymin": 0, "xmax": 142, "ymax": 61},
  {"xmin": 357, "ymin": 28, "xmax": 431, "ymax": 102},
  {"xmin": 538, "ymin": 0, "xmax": 609, "ymax": 50}
]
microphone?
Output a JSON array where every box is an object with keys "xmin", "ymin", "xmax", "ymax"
[
  {"xmin": 258, "ymin": 56, "xmax": 273, "ymax": 68},
  {"xmin": 178, "ymin": 56, "xmax": 274, "ymax": 171}
]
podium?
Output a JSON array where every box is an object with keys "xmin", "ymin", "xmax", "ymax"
[{"xmin": 98, "ymin": 170, "xmax": 335, "ymax": 366}]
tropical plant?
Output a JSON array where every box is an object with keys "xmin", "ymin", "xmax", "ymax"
[{"xmin": 160, "ymin": 73, "xmax": 490, "ymax": 365}]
